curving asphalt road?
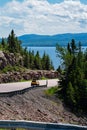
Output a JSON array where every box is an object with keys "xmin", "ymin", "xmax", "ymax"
[{"xmin": 0, "ymin": 79, "xmax": 59, "ymax": 93}]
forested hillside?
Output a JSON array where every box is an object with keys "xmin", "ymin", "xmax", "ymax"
[{"xmin": 0, "ymin": 30, "xmax": 54, "ymax": 73}]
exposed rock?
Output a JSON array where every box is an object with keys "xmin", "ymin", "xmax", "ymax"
[
  {"xmin": 0, "ymin": 70, "xmax": 58, "ymax": 83},
  {"xmin": 0, "ymin": 51, "xmax": 23, "ymax": 69}
]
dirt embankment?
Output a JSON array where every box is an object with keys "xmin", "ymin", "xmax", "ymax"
[{"xmin": 0, "ymin": 87, "xmax": 87, "ymax": 126}]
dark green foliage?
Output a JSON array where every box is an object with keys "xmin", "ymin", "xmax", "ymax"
[
  {"xmin": 45, "ymin": 55, "xmax": 51, "ymax": 70},
  {"xmin": 66, "ymin": 82, "xmax": 76, "ymax": 106},
  {"xmin": 0, "ymin": 38, "xmax": 8, "ymax": 51},
  {"xmin": 42, "ymin": 52, "xmax": 46, "ymax": 70},
  {"xmin": 23, "ymin": 49, "xmax": 54, "ymax": 70},
  {"xmin": 29, "ymin": 50, "xmax": 35, "ymax": 69},
  {"xmin": 57, "ymin": 65, "xmax": 62, "ymax": 74},
  {"xmin": 71, "ymin": 39, "xmax": 76, "ymax": 54},
  {"xmin": 1, "ymin": 65, "xmax": 25, "ymax": 73},
  {"xmin": 41, "ymin": 52, "xmax": 54, "ymax": 70},
  {"xmin": 34, "ymin": 51, "xmax": 42, "ymax": 69},
  {"xmin": 67, "ymin": 43, "xmax": 71, "ymax": 54},
  {"xmin": 7, "ymin": 30, "xmax": 22, "ymax": 53},
  {"xmin": 1, "ymin": 38, "xmax": 5, "ymax": 48},
  {"xmin": 23, "ymin": 48, "xmax": 30, "ymax": 68},
  {"xmin": 56, "ymin": 39, "xmax": 87, "ymax": 112},
  {"xmin": 50, "ymin": 61, "xmax": 54, "ymax": 70}
]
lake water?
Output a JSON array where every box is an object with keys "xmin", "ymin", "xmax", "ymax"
[{"xmin": 27, "ymin": 46, "xmax": 87, "ymax": 70}]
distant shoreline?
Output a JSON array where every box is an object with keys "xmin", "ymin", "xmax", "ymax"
[
  {"xmin": 22, "ymin": 45, "xmax": 56, "ymax": 47},
  {"xmin": 22, "ymin": 45, "xmax": 87, "ymax": 47}
]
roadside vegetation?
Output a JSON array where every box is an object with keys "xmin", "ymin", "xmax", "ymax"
[
  {"xmin": 0, "ymin": 30, "xmax": 54, "ymax": 73},
  {"xmin": 0, "ymin": 65, "xmax": 25, "ymax": 73},
  {"xmin": 56, "ymin": 39, "xmax": 87, "ymax": 113},
  {"xmin": 44, "ymin": 86, "xmax": 59, "ymax": 96}
]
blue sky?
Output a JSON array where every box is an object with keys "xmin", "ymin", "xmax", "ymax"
[
  {"xmin": 47, "ymin": 0, "xmax": 64, "ymax": 4},
  {"xmin": 0, "ymin": 0, "xmax": 87, "ymax": 6},
  {"xmin": 0, "ymin": 0, "xmax": 87, "ymax": 37}
]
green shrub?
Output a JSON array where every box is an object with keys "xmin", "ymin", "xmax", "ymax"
[
  {"xmin": 45, "ymin": 87, "xmax": 58, "ymax": 96},
  {"xmin": 1, "ymin": 65, "xmax": 25, "ymax": 73}
]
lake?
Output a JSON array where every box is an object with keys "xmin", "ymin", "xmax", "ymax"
[{"xmin": 27, "ymin": 46, "xmax": 87, "ymax": 70}]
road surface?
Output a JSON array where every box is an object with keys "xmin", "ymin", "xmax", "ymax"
[{"xmin": 0, "ymin": 79, "xmax": 59, "ymax": 93}]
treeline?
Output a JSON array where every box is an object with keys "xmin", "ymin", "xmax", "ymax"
[
  {"xmin": 56, "ymin": 39, "xmax": 87, "ymax": 112},
  {"xmin": 0, "ymin": 30, "xmax": 54, "ymax": 71}
]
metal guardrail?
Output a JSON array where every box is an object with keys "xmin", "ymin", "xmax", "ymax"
[{"xmin": 0, "ymin": 120, "xmax": 86, "ymax": 130}]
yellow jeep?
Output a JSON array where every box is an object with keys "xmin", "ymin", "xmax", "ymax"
[{"xmin": 31, "ymin": 79, "xmax": 39, "ymax": 86}]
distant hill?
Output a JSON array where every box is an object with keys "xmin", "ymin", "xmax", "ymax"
[
  {"xmin": 19, "ymin": 33, "xmax": 87, "ymax": 47},
  {"xmin": 0, "ymin": 33, "xmax": 87, "ymax": 47}
]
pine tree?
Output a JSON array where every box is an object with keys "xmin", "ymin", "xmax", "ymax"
[
  {"xmin": 66, "ymin": 82, "xmax": 76, "ymax": 107},
  {"xmin": 42, "ymin": 52, "xmax": 46, "ymax": 70},
  {"xmin": 57, "ymin": 65, "xmax": 62, "ymax": 73},
  {"xmin": 1, "ymin": 38, "xmax": 5, "ymax": 48},
  {"xmin": 67, "ymin": 43, "xmax": 71, "ymax": 54},
  {"xmin": 23, "ymin": 48, "xmax": 30, "ymax": 68},
  {"xmin": 7, "ymin": 30, "xmax": 22, "ymax": 53},
  {"xmin": 50, "ymin": 61, "xmax": 54, "ymax": 70},
  {"xmin": 30, "ymin": 50, "xmax": 35, "ymax": 69},
  {"xmin": 34, "ymin": 51, "xmax": 42, "ymax": 69},
  {"xmin": 71, "ymin": 39, "xmax": 76, "ymax": 54},
  {"xmin": 45, "ymin": 55, "xmax": 51, "ymax": 70}
]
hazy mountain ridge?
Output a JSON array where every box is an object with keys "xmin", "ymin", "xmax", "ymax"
[
  {"xmin": 0, "ymin": 33, "xmax": 87, "ymax": 46},
  {"xmin": 19, "ymin": 33, "xmax": 87, "ymax": 47}
]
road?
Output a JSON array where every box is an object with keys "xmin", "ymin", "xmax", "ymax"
[{"xmin": 0, "ymin": 79, "xmax": 59, "ymax": 93}]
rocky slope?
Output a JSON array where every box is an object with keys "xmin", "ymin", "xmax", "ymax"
[
  {"xmin": 0, "ymin": 87, "xmax": 87, "ymax": 126},
  {"xmin": 0, "ymin": 51, "xmax": 23, "ymax": 70},
  {"xmin": 0, "ymin": 70, "xmax": 58, "ymax": 83}
]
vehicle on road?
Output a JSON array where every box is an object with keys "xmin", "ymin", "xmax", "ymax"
[{"xmin": 31, "ymin": 79, "xmax": 39, "ymax": 86}]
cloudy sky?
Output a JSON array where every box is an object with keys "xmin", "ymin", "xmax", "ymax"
[{"xmin": 0, "ymin": 0, "xmax": 87, "ymax": 37}]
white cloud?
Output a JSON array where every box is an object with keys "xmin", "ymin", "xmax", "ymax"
[{"xmin": 0, "ymin": 0, "xmax": 87, "ymax": 37}]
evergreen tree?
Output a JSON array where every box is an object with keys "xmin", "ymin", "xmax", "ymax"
[
  {"xmin": 70, "ymin": 39, "xmax": 76, "ymax": 54},
  {"xmin": 67, "ymin": 43, "xmax": 71, "ymax": 54},
  {"xmin": 50, "ymin": 61, "xmax": 54, "ymax": 70},
  {"xmin": 57, "ymin": 65, "xmax": 62, "ymax": 73},
  {"xmin": 7, "ymin": 30, "xmax": 22, "ymax": 53},
  {"xmin": 29, "ymin": 50, "xmax": 35, "ymax": 69},
  {"xmin": 23, "ymin": 48, "xmax": 30, "ymax": 68},
  {"xmin": 34, "ymin": 51, "xmax": 42, "ymax": 69},
  {"xmin": 42, "ymin": 52, "xmax": 46, "ymax": 70},
  {"xmin": 45, "ymin": 55, "xmax": 51, "ymax": 70},
  {"xmin": 66, "ymin": 82, "xmax": 76, "ymax": 107},
  {"xmin": 1, "ymin": 38, "xmax": 5, "ymax": 48}
]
